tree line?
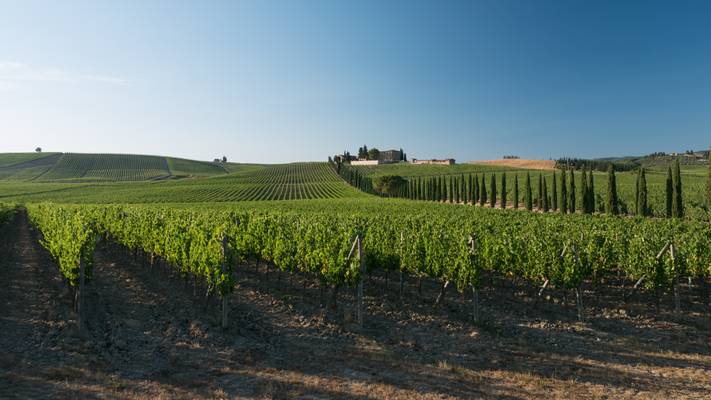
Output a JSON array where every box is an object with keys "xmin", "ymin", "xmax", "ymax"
[{"xmin": 344, "ymin": 160, "xmax": 692, "ymax": 219}]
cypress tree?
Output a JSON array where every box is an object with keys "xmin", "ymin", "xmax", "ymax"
[
  {"xmin": 635, "ymin": 168, "xmax": 641, "ymax": 215},
  {"xmin": 569, "ymin": 169, "xmax": 576, "ymax": 214},
  {"xmin": 665, "ymin": 167, "xmax": 673, "ymax": 217},
  {"xmin": 474, "ymin": 174, "xmax": 480, "ymax": 204},
  {"xmin": 588, "ymin": 168, "xmax": 595, "ymax": 213},
  {"xmin": 480, "ymin": 175, "xmax": 487, "ymax": 206},
  {"xmin": 513, "ymin": 174, "xmax": 519, "ymax": 209},
  {"xmin": 672, "ymin": 159, "xmax": 683, "ymax": 218},
  {"xmin": 638, "ymin": 167, "xmax": 648, "ymax": 217},
  {"xmin": 501, "ymin": 173, "xmax": 507, "ymax": 209},
  {"xmin": 463, "ymin": 175, "xmax": 468, "ymax": 204},
  {"xmin": 561, "ymin": 169, "xmax": 568, "ymax": 213},
  {"xmin": 551, "ymin": 171, "xmax": 558, "ymax": 211},
  {"xmin": 459, "ymin": 174, "xmax": 467, "ymax": 203},
  {"xmin": 490, "ymin": 174, "xmax": 497, "ymax": 208},
  {"xmin": 468, "ymin": 174, "xmax": 474, "ymax": 204},
  {"xmin": 525, "ymin": 172, "xmax": 533, "ymax": 211},
  {"xmin": 537, "ymin": 174, "xmax": 543, "ymax": 210},
  {"xmin": 581, "ymin": 169, "xmax": 589, "ymax": 214},
  {"xmin": 542, "ymin": 178, "xmax": 549, "ymax": 212},
  {"xmin": 607, "ymin": 165, "xmax": 619, "ymax": 215}
]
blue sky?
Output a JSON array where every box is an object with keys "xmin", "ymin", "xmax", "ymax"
[{"xmin": 1, "ymin": 0, "xmax": 710, "ymax": 163}]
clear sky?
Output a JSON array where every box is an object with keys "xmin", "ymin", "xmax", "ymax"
[{"xmin": 1, "ymin": 0, "xmax": 710, "ymax": 163}]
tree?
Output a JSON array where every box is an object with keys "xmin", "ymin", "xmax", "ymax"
[
  {"xmin": 222, "ymin": 156, "xmax": 227, "ymax": 163},
  {"xmin": 561, "ymin": 169, "xmax": 568, "ymax": 213},
  {"xmin": 501, "ymin": 173, "xmax": 507, "ymax": 209},
  {"xmin": 525, "ymin": 172, "xmax": 533, "ymax": 211},
  {"xmin": 607, "ymin": 165, "xmax": 619, "ymax": 215},
  {"xmin": 665, "ymin": 166, "xmax": 673, "ymax": 217},
  {"xmin": 513, "ymin": 174, "xmax": 519, "ymax": 209},
  {"xmin": 588, "ymin": 168, "xmax": 595, "ymax": 213},
  {"xmin": 373, "ymin": 175, "xmax": 406, "ymax": 197},
  {"xmin": 581, "ymin": 169, "xmax": 589, "ymax": 214},
  {"xmin": 474, "ymin": 174, "xmax": 480, "ymax": 204},
  {"xmin": 636, "ymin": 167, "xmax": 649, "ymax": 217},
  {"xmin": 542, "ymin": 177, "xmax": 549, "ymax": 212},
  {"xmin": 480, "ymin": 175, "xmax": 487, "ymax": 206},
  {"xmin": 551, "ymin": 172, "xmax": 558, "ymax": 211},
  {"xmin": 672, "ymin": 159, "xmax": 683, "ymax": 218},
  {"xmin": 537, "ymin": 174, "xmax": 543, "ymax": 210},
  {"xmin": 569, "ymin": 169, "xmax": 576, "ymax": 214},
  {"xmin": 399, "ymin": 148, "xmax": 404, "ymax": 161},
  {"xmin": 35, "ymin": 147, "xmax": 42, "ymax": 153},
  {"xmin": 468, "ymin": 174, "xmax": 474, "ymax": 204},
  {"xmin": 490, "ymin": 174, "xmax": 497, "ymax": 208},
  {"xmin": 368, "ymin": 148, "xmax": 380, "ymax": 161}
]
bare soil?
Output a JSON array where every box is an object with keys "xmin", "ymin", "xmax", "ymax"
[
  {"xmin": 470, "ymin": 159, "xmax": 556, "ymax": 170},
  {"xmin": 1, "ymin": 210, "xmax": 710, "ymax": 399}
]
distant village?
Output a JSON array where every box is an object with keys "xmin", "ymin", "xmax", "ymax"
[{"xmin": 333, "ymin": 146, "xmax": 455, "ymax": 166}]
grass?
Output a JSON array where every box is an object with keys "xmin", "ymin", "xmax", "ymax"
[{"xmin": 351, "ymin": 162, "xmax": 514, "ymax": 178}]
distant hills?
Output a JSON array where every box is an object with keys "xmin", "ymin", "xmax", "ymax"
[{"xmin": 0, "ymin": 152, "xmax": 229, "ymax": 182}]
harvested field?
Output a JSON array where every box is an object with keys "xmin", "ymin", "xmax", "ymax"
[{"xmin": 470, "ymin": 159, "xmax": 556, "ymax": 170}]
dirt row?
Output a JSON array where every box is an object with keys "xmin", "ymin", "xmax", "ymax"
[{"xmin": 1, "ymin": 210, "xmax": 710, "ymax": 399}]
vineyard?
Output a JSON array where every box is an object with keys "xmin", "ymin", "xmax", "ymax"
[
  {"xmin": 0, "ymin": 162, "xmax": 365, "ymax": 203},
  {"xmin": 25, "ymin": 199, "xmax": 711, "ymax": 326},
  {"xmin": 0, "ymin": 152, "xmax": 229, "ymax": 182}
]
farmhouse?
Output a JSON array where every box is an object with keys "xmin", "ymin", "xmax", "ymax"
[{"xmin": 411, "ymin": 158, "xmax": 455, "ymax": 165}]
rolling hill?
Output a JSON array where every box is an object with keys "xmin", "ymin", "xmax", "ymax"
[{"xmin": 0, "ymin": 152, "xmax": 228, "ymax": 182}]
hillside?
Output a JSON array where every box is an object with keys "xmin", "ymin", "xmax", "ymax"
[
  {"xmin": 0, "ymin": 162, "xmax": 366, "ymax": 203},
  {"xmin": 0, "ymin": 152, "xmax": 228, "ymax": 182}
]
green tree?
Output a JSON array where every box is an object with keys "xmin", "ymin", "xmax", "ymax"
[
  {"xmin": 513, "ymin": 174, "xmax": 519, "ymax": 209},
  {"xmin": 672, "ymin": 159, "xmax": 683, "ymax": 218},
  {"xmin": 537, "ymin": 174, "xmax": 543, "ymax": 210},
  {"xmin": 560, "ymin": 169, "xmax": 568, "ymax": 213},
  {"xmin": 637, "ymin": 167, "xmax": 649, "ymax": 217},
  {"xmin": 665, "ymin": 167, "xmax": 673, "ymax": 217},
  {"xmin": 474, "ymin": 174, "xmax": 480, "ymax": 203},
  {"xmin": 525, "ymin": 172, "xmax": 533, "ymax": 211},
  {"xmin": 588, "ymin": 168, "xmax": 595, "ymax": 213},
  {"xmin": 480, "ymin": 175, "xmax": 487, "ymax": 206},
  {"xmin": 373, "ymin": 175, "xmax": 406, "ymax": 197},
  {"xmin": 542, "ymin": 177, "xmax": 549, "ymax": 212},
  {"xmin": 581, "ymin": 169, "xmax": 589, "ymax": 214},
  {"xmin": 551, "ymin": 171, "xmax": 558, "ymax": 211},
  {"xmin": 367, "ymin": 148, "xmax": 380, "ymax": 161},
  {"xmin": 569, "ymin": 169, "xmax": 576, "ymax": 214},
  {"xmin": 501, "ymin": 173, "xmax": 507, "ymax": 209},
  {"xmin": 490, "ymin": 174, "xmax": 497, "ymax": 208},
  {"xmin": 607, "ymin": 165, "xmax": 619, "ymax": 215}
]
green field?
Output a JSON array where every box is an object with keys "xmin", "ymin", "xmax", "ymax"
[
  {"xmin": 0, "ymin": 160, "xmax": 364, "ymax": 203},
  {"xmin": 0, "ymin": 152, "xmax": 229, "ymax": 182}
]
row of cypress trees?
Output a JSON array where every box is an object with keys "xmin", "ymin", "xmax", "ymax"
[{"xmin": 394, "ymin": 162, "xmax": 686, "ymax": 218}]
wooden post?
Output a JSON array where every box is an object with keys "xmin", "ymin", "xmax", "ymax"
[
  {"xmin": 469, "ymin": 234, "xmax": 479, "ymax": 323},
  {"xmin": 571, "ymin": 244, "xmax": 584, "ymax": 322},
  {"xmin": 357, "ymin": 235, "xmax": 365, "ymax": 328},
  {"xmin": 221, "ymin": 236, "xmax": 229, "ymax": 330},
  {"xmin": 399, "ymin": 232, "xmax": 405, "ymax": 298},
  {"xmin": 671, "ymin": 243, "xmax": 680, "ymax": 315},
  {"xmin": 78, "ymin": 257, "xmax": 85, "ymax": 331}
]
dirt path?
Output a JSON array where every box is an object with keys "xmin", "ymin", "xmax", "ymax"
[
  {"xmin": 1, "ymin": 211, "xmax": 710, "ymax": 399},
  {"xmin": 0, "ymin": 210, "xmax": 88, "ymax": 398}
]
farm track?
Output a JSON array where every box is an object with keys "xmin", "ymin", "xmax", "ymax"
[{"xmin": 2, "ymin": 211, "xmax": 711, "ymax": 398}]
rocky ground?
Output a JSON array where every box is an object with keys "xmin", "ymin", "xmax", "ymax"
[{"xmin": 1, "ymin": 210, "xmax": 710, "ymax": 399}]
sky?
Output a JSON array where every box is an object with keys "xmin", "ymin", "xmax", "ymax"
[{"xmin": 1, "ymin": 0, "xmax": 710, "ymax": 163}]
